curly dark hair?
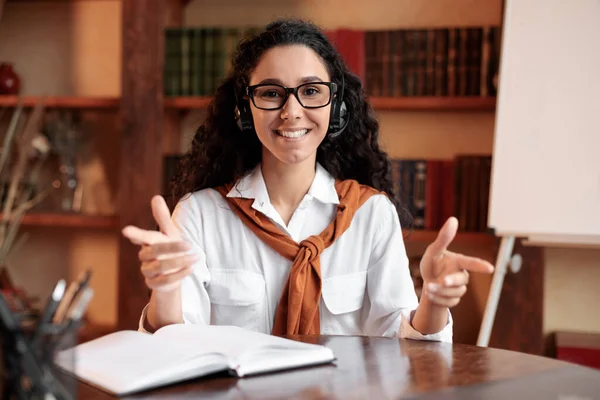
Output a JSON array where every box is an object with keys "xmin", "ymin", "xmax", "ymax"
[{"xmin": 170, "ymin": 18, "xmax": 412, "ymax": 227}]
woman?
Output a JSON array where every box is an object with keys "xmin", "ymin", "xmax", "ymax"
[{"xmin": 123, "ymin": 19, "xmax": 494, "ymax": 341}]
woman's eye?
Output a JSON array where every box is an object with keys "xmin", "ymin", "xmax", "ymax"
[
  {"xmin": 303, "ymin": 87, "xmax": 319, "ymax": 96},
  {"xmin": 262, "ymin": 90, "xmax": 281, "ymax": 98}
]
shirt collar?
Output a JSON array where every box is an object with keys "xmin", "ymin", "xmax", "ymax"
[
  {"xmin": 226, "ymin": 163, "xmax": 340, "ymax": 205},
  {"xmin": 308, "ymin": 163, "xmax": 340, "ymax": 205},
  {"xmin": 226, "ymin": 164, "xmax": 270, "ymax": 207}
]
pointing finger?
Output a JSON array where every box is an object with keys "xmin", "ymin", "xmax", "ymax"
[
  {"xmin": 122, "ymin": 225, "xmax": 170, "ymax": 245},
  {"xmin": 453, "ymin": 254, "xmax": 495, "ymax": 274},
  {"xmin": 151, "ymin": 195, "xmax": 180, "ymax": 239},
  {"xmin": 427, "ymin": 217, "xmax": 459, "ymax": 257}
]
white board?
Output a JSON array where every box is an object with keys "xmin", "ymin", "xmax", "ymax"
[{"xmin": 488, "ymin": 0, "xmax": 600, "ymax": 243}]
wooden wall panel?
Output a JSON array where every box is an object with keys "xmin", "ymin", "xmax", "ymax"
[
  {"xmin": 118, "ymin": 0, "xmax": 165, "ymax": 330},
  {"xmin": 489, "ymin": 239, "xmax": 545, "ymax": 355}
]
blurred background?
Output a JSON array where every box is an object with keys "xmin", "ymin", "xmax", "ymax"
[{"xmin": 0, "ymin": 0, "xmax": 598, "ymax": 369}]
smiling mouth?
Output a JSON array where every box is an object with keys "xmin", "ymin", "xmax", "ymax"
[{"xmin": 275, "ymin": 129, "xmax": 311, "ymax": 138}]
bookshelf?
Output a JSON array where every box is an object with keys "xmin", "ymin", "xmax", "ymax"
[
  {"xmin": 164, "ymin": 96, "xmax": 212, "ymax": 109},
  {"xmin": 0, "ymin": 94, "xmax": 119, "ymax": 231},
  {"xmin": 369, "ymin": 96, "xmax": 496, "ymax": 111},
  {"xmin": 164, "ymin": 96, "xmax": 496, "ymax": 111},
  {"xmin": 404, "ymin": 230, "xmax": 496, "ymax": 247},
  {"xmin": 11, "ymin": 213, "xmax": 118, "ymax": 229},
  {"xmin": 0, "ymin": 95, "xmax": 495, "ymax": 112},
  {"xmin": 0, "ymin": 95, "xmax": 119, "ymax": 109}
]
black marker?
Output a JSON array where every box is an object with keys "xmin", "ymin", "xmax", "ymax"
[{"xmin": 31, "ymin": 279, "xmax": 66, "ymax": 347}]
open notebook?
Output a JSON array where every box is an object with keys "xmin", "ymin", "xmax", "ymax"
[{"xmin": 56, "ymin": 324, "xmax": 336, "ymax": 396}]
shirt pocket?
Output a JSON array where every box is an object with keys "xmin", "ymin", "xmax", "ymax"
[
  {"xmin": 207, "ymin": 269, "xmax": 267, "ymax": 332},
  {"xmin": 321, "ymin": 270, "xmax": 367, "ymax": 315}
]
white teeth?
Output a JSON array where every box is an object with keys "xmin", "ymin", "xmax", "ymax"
[{"xmin": 277, "ymin": 129, "xmax": 308, "ymax": 138}]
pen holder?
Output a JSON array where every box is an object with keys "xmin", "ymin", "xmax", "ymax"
[{"xmin": 0, "ymin": 297, "xmax": 79, "ymax": 400}]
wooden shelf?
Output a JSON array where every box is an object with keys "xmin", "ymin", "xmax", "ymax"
[
  {"xmin": 6, "ymin": 0, "xmax": 98, "ymax": 2},
  {"xmin": 403, "ymin": 230, "xmax": 498, "ymax": 247},
  {"xmin": 369, "ymin": 96, "xmax": 496, "ymax": 111},
  {"xmin": 0, "ymin": 96, "xmax": 119, "ymax": 109},
  {"xmin": 164, "ymin": 96, "xmax": 212, "ymax": 109},
  {"xmin": 2, "ymin": 213, "xmax": 119, "ymax": 229},
  {"xmin": 164, "ymin": 96, "xmax": 496, "ymax": 111}
]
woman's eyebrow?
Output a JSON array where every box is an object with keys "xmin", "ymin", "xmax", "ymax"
[
  {"xmin": 299, "ymin": 76, "xmax": 324, "ymax": 83},
  {"xmin": 255, "ymin": 76, "xmax": 325, "ymax": 86}
]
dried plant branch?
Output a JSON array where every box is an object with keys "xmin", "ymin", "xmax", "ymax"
[
  {"xmin": 0, "ymin": 99, "xmax": 45, "ymax": 245},
  {"xmin": 4, "ymin": 232, "xmax": 29, "ymax": 262},
  {"xmin": 14, "ymin": 182, "xmax": 56, "ymax": 214},
  {"xmin": 0, "ymin": 182, "xmax": 56, "ymax": 263},
  {"xmin": 0, "ymin": 109, "xmax": 26, "ymax": 204},
  {"xmin": 0, "ymin": 101, "xmax": 24, "ymax": 175},
  {"xmin": 16, "ymin": 135, "xmax": 51, "ymax": 206}
]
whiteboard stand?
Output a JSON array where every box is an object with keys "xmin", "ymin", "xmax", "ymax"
[{"xmin": 476, "ymin": 235, "xmax": 523, "ymax": 347}]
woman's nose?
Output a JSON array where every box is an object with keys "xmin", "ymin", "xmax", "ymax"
[{"xmin": 280, "ymin": 93, "xmax": 303, "ymax": 120}]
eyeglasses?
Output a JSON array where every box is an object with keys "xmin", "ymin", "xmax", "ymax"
[{"xmin": 245, "ymin": 82, "xmax": 338, "ymax": 110}]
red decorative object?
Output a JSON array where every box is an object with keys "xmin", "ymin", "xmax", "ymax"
[
  {"xmin": 555, "ymin": 331, "xmax": 600, "ymax": 370},
  {"xmin": 0, "ymin": 63, "xmax": 21, "ymax": 95}
]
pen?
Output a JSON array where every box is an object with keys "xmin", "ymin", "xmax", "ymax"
[
  {"xmin": 51, "ymin": 287, "xmax": 94, "ymax": 351},
  {"xmin": 65, "ymin": 286, "xmax": 94, "ymax": 323},
  {"xmin": 52, "ymin": 269, "xmax": 92, "ymax": 324},
  {"xmin": 31, "ymin": 279, "xmax": 66, "ymax": 347}
]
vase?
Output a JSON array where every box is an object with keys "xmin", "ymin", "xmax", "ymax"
[{"xmin": 0, "ymin": 63, "xmax": 21, "ymax": 95}]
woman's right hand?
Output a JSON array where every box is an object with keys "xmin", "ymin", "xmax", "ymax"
[{"xmin": 122, "ymin": 195, "xmax": 199, "ymax": 292}]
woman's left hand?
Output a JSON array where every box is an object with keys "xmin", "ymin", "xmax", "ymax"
[{"xmin": 419, "ymin": 217, "xmax": 495, "ymax": 308}]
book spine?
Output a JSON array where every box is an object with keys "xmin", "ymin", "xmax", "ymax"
[{"xmin": 180, "ymin": 28, "xmax": 191, "ymax": 96}]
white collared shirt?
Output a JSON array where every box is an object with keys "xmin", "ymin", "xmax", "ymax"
[{"xmin": 139, "ymin": 163, "xmax": 452, "ymax": 342}]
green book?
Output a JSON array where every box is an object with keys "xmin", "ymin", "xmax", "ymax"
[
  {"xmin": 164, "ymin": 28, "xmax": 181, "ymax": 96},
  {"xmin": 203, "ymin": 28, "xmax": 214, "ymax": 96},
  {"xmin": 180, "ymin": 28, "xmax": 192, "ymax": 96}
]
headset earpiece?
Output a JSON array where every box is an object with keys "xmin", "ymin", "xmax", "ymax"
[
  {"xmin": 327, "ymin": 76, "xmax": 349, "ymax": 138},
  {"xmin": 234, "ymin": 89, "xmax": 254, "ymax": 132},
  {"xmin": 327, "ymin": 100, "xmax": 348, "ymax": 139}
]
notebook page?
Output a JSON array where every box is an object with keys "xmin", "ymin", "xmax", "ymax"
[
  {"xmin": 235, "ymin": 345, "xmax": 336, "ymax": 377},
  {"xmin": 155, "ymin": 324, "xmax": 329, "ymax": 361},
  {"xmin": 57, "ymin": 330, "xmax": 228, "ymax": 395}
]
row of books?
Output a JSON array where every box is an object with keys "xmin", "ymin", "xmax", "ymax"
[
  {"xmin": 163, "ymin": 154, "xmax": 492, "ymax": 232},
  {"xmin": 164, "ymin": 27, "xmax": 262, "ymax": 97},
  {"xmin": 163, "ymin": 26, "xmax": 501, "ymax": 98},
  {"xmin": 363, "ymin": 27, "xmax": 502, "ymax": 97},
  {"xmin": 392, "ymin": 155, "xmax": 492, "ymax": 232}
]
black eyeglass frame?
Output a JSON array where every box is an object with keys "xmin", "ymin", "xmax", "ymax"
[{"xmin": 245, "ymin": 82, "xmax": 338, "ymax": 110}]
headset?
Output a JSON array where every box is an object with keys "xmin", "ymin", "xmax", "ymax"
[{"xmin": 235, "ymin": 76, "xmax": 349, "ymax": 138}]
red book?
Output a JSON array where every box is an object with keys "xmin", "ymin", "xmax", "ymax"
[
  {"xmin": 326, "ymin": 29, "xmax": 366, "ymax": 84},
  {"xmin": 425, "ymin": 160, "xmax": 442, "ymax": 230},
  {"xmin": 439, "ymin": 160, "xmax": 455, "ymax": 226},
  {"xmin": 324, "ymin": 29, "xmax": 338, "ymax": 47}
]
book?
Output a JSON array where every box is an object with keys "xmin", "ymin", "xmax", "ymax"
[{"xmin": 56, "ymin": 324, "xmax": 336, "ymax": 396}]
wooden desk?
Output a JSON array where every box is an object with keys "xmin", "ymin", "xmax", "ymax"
[{"xmin": 77, "ymin": 335, "xmax": 600, "ymax": 399}]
